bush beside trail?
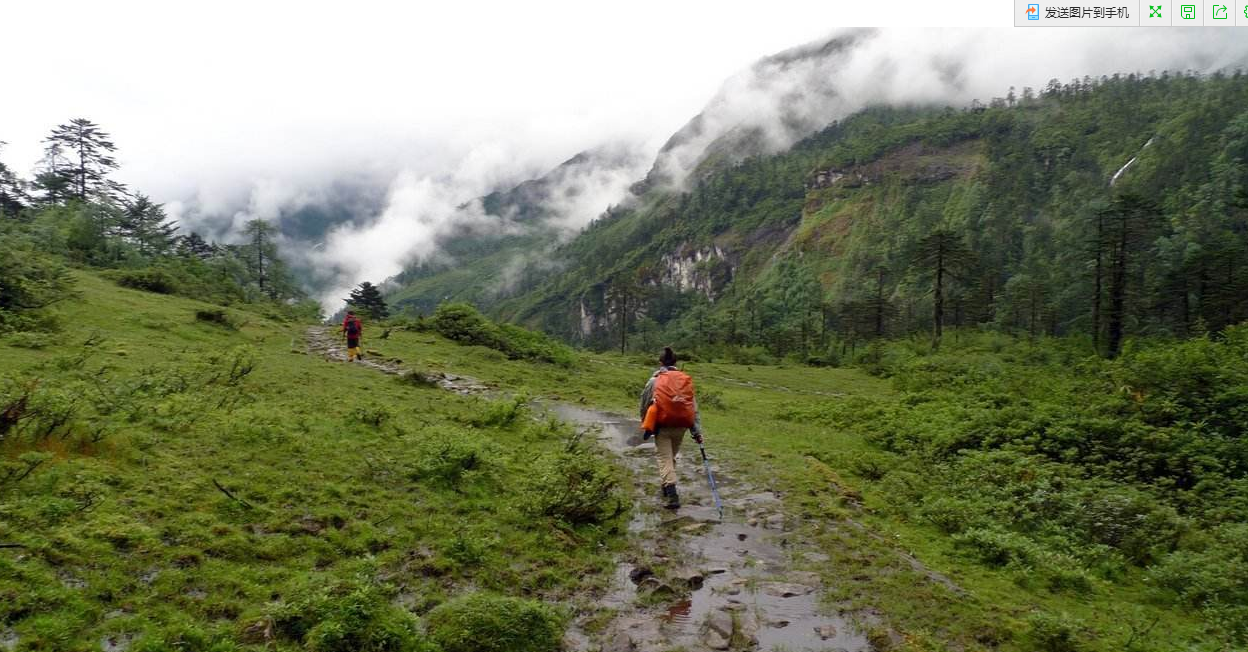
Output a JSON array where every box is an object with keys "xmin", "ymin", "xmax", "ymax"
[{"xmin": 430, "ymin": 303, "xmax": 575, "ymax": 366}]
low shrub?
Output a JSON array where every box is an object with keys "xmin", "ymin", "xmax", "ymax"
[
  {"xmin": 432, "ymin": 303, "xmax": 574, "ymax": 365},
  {"xmin": 1027, "ymin": 611, "xmax": 1085, "ymax": 652},
  {"xmin": 351, "ymin": 405, "xmax": 393, "ymax": 428},
  {"xmin": 5, "ymin": 331, "xmax": 55, "ymax": 350},
  {"xmin": 1043, "ymin": 564, "xmax": 1093, "ymax": 594},
  {"xmin": 439, "ymin": 530, "xmax": 494, "ymax": 568},
  {"xmin": 919, "ymin": 496, "xmax": 984, "ymax": 534},
  {"xmin": 432, "ymin": 303, "xmax": 500, "ymax": 349},
  {"xmin": 523, "ymin": 443, "xmax": 624, "ymax": 525},
  {"xmin": 264, "ymin": 577, "xmax": 429, "ymax": 652},
  {"xmin": 410, "ymin": 430, "xmax": 496, "ymax": 489},
  {"xmin": 1151, "ymin": 523, "xmax": 1248, "ymax": 638},
  {"xmin": 194, "ymin": 308, "xmax": 237, "ymax": 329},
  {"xmin": 425, "ymin": 592, "xmax": 563, "ymax": 652},
  {"xmin": 114, "ymin": 268, "xmax": 178, "ymax": 294},
  {"xmin": 463, "ymin": 396, "xmax": 529, "ymax": 429},
  {"xmin": 496, "ymin": 323, "xmax": 576, "ymax": 366},
  {"xmin": 398, "ymin": 369, "xmax": 439, "ymax": 388},
  {"xmin": 0, "ymin": 231, "xmax": 75, "ymax": 334},
  {"xmin": 698, "ymin": 388, "xmax": 726, "ymax": 411},
  {"xmin": 953, "ymin": 527, "xmax": 1040, "ymax": 567}
]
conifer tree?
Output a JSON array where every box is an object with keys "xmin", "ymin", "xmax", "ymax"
[
  {"xmin": 347, "ymin": 281, "xmax": 389, "ymax": 320},
  {"xmin": 1097, "ymin": 194, "xmax": 1161, "ymax": 358},
  {"xmin": 32, "ymin": 142, "xmax": 73, "ymax": 206},
  {"xmin": 42, "ymin": 118, "xmax": 124, "ymax": 203},
  {"xmin": 177, "ymin": 232, "xmax": 215, "ymax": 259},
  {"xmin": 242, "ymin": 219, "xmax": 279, "ymax": 298},
  {"xmin": 119, "ymin": 194, "xmax": 177, "ymax": 256},
  {"xmin": 911, "ymin": 229, "xmax": 975, "ymax": 349}
]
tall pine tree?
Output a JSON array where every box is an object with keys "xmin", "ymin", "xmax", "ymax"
[
  {"xmin": 347, "ymin": 281, "xmax": 388, "ymax": 320},
  {"xmin": 1097, "ymin": 194, "xmax": 1161, "ymax": 358},
  {"xmin": 42, "ymin": 118, "xmax": 124, "ymax": 203},
  {"xmin": 119, "ymin": 194, "xmax": 177, "ymax": 256},
  {"xmin": 242, "ymin": 219, "xmax": 279, "ymax": 299},
  {"xmin": 911, "ymin": 229, "xmax": 975, "ymax": 349}
]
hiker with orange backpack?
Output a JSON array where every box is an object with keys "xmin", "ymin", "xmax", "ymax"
[
  {"xmin": 639, "ymin": 347, "xmax": 703, "ymax": 509},
  {"xmin": 340, "ymin": 310, "xmax": 364, "ymax": 362}
]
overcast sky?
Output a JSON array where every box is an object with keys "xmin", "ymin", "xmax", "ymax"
[
  {"xmin": 3, "ymin": 3, "xmax": 1247, "ymax": 312},
  {"xmin": 1, "ymin": 1, "xmax": 837, "ymax": 200}
]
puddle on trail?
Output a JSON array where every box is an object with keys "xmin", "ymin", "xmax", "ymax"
[{"xmin": 542, "ymin": 402, "xmax": 870, "ymax": 652}]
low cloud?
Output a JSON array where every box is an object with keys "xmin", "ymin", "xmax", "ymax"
[
  {"xmin": 649, "ymin": 28, "xmax": 1248, "ymax": 186},
  {"xmin": 228, "ymin": 28, "xmax": 1248, "ymax": 314}
]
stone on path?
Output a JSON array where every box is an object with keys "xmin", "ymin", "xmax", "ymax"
[
  {"xmin": 671, "ymin": 567, "xmax": 705, "ymax": 590},
  {"xmin": 602, "ymin": 630, "xmax": 635, "ymax": 652},
  {"xmin": 637, "ymin": 577, "xmax": 676, "ymax": 599},
  {"xmin": 788, "ymin": 571, "xmax": 822, "ymax": 586},
  {"xmin": 762, "ymin": 582, "xmax": 815, "ymax": 598},
  {"xmin": 627, "ymin": 565, "xmax": 653, "ymax": 584}
]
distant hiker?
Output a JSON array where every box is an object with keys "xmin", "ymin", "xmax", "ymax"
[
  {"xmin": 340, "ymin": 310, "xmax": 364, "ymax": 362},
  {"xmin": 639, "ymin": 346, "xmax": 702, "ymax": 509}
]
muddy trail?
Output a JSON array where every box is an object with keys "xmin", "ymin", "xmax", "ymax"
[
  {"xmin": 305, "ymin": 327, "xmax": 489, "ymax": 394},
  {"xmin": 305, "ymin": 327, "xmax": 871, "ymax": 652}
]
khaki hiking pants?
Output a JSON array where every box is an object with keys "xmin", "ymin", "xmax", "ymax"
[{"xmin": 654, "ymin": 428, "xmax": 686, "ymax": 487}]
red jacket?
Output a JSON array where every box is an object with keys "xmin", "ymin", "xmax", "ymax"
[{"xmin": 342, "ymin": 315, "xmax": 362, "ymax": 338}]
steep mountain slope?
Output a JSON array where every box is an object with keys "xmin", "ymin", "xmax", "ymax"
[{"xmin": 472, "ymin": 72, "xmax": 1248, "ymax": 354}]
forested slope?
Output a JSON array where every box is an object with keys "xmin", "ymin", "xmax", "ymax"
[{"xmin": 452, "ymin": 72, "xmax": 1248, "ymax": 358}]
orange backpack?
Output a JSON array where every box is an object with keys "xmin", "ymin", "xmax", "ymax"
[{"xmin": 652, "ymin": 370, "xmax": 696, "ymax": 428}]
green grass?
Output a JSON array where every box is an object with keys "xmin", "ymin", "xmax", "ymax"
[
  {"xmin": 371, "ymin": 328, "xmax": 1220, "ymax": 652},
  {"xmin": 0, "ymin": 273, "xmax": 627, "ymax": 651},
  {"xmin": 0, "ymin": 274, "xmax": 1227, "ymax": 651}
]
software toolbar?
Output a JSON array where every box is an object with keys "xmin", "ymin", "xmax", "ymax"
[{"xmin": 1015, "ymin": 0, "xmax": 1248, "ymax": 24}]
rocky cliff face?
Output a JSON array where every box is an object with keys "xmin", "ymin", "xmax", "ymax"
[
  {"xmin": 570, "ymin": 244, "xmax": 736, "ymax": 340},
  {"xmin": 655, "ymin": 246, "xmax": 733, "ymax": 300},
  {"xmin": 578, "ymin": 295, "xmax": 608, "ymax": 339}
]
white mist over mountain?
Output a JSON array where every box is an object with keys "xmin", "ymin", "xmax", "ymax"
[
  {"xmin": 648, "ymin": 28, "xmax": 1248, "ymax": 185},
  {"xmin": 311, "ymin": 27, "xmax": 1245, "ymax": 314},
  {"xmin": 3, "ymin": 5, "xmax": 1247, "ymax": 313}
]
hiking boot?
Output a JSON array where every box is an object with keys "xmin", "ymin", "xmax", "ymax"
[{"xmin": 662, "ymin": 484, "xmax": 680, "ymax": 510}]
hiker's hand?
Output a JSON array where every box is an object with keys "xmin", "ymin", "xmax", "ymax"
[
  {"xmin": 693, "ymin": 432, "xmax": 704, "ymax": 444},
  {"xmin": 641, "ymin": 430, "xmax": 654, "ymax": 441}
]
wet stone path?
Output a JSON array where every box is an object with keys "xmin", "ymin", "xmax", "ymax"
[
  {"xmin": 304, "ymin": 327, "xmax": 869, "ymax": 652},
  {"xmin": 548, "ymin": 405, "xmax": 869, "ymax": 652}
]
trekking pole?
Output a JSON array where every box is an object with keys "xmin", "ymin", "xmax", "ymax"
[{"xmin": 697, "ymin": 441, "xmax": 724, "ymax": 521}]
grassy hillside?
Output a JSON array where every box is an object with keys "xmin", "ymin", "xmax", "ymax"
[{"xmin": 0, "ymin": 273, "xmax": 626, "ymax": 651}]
